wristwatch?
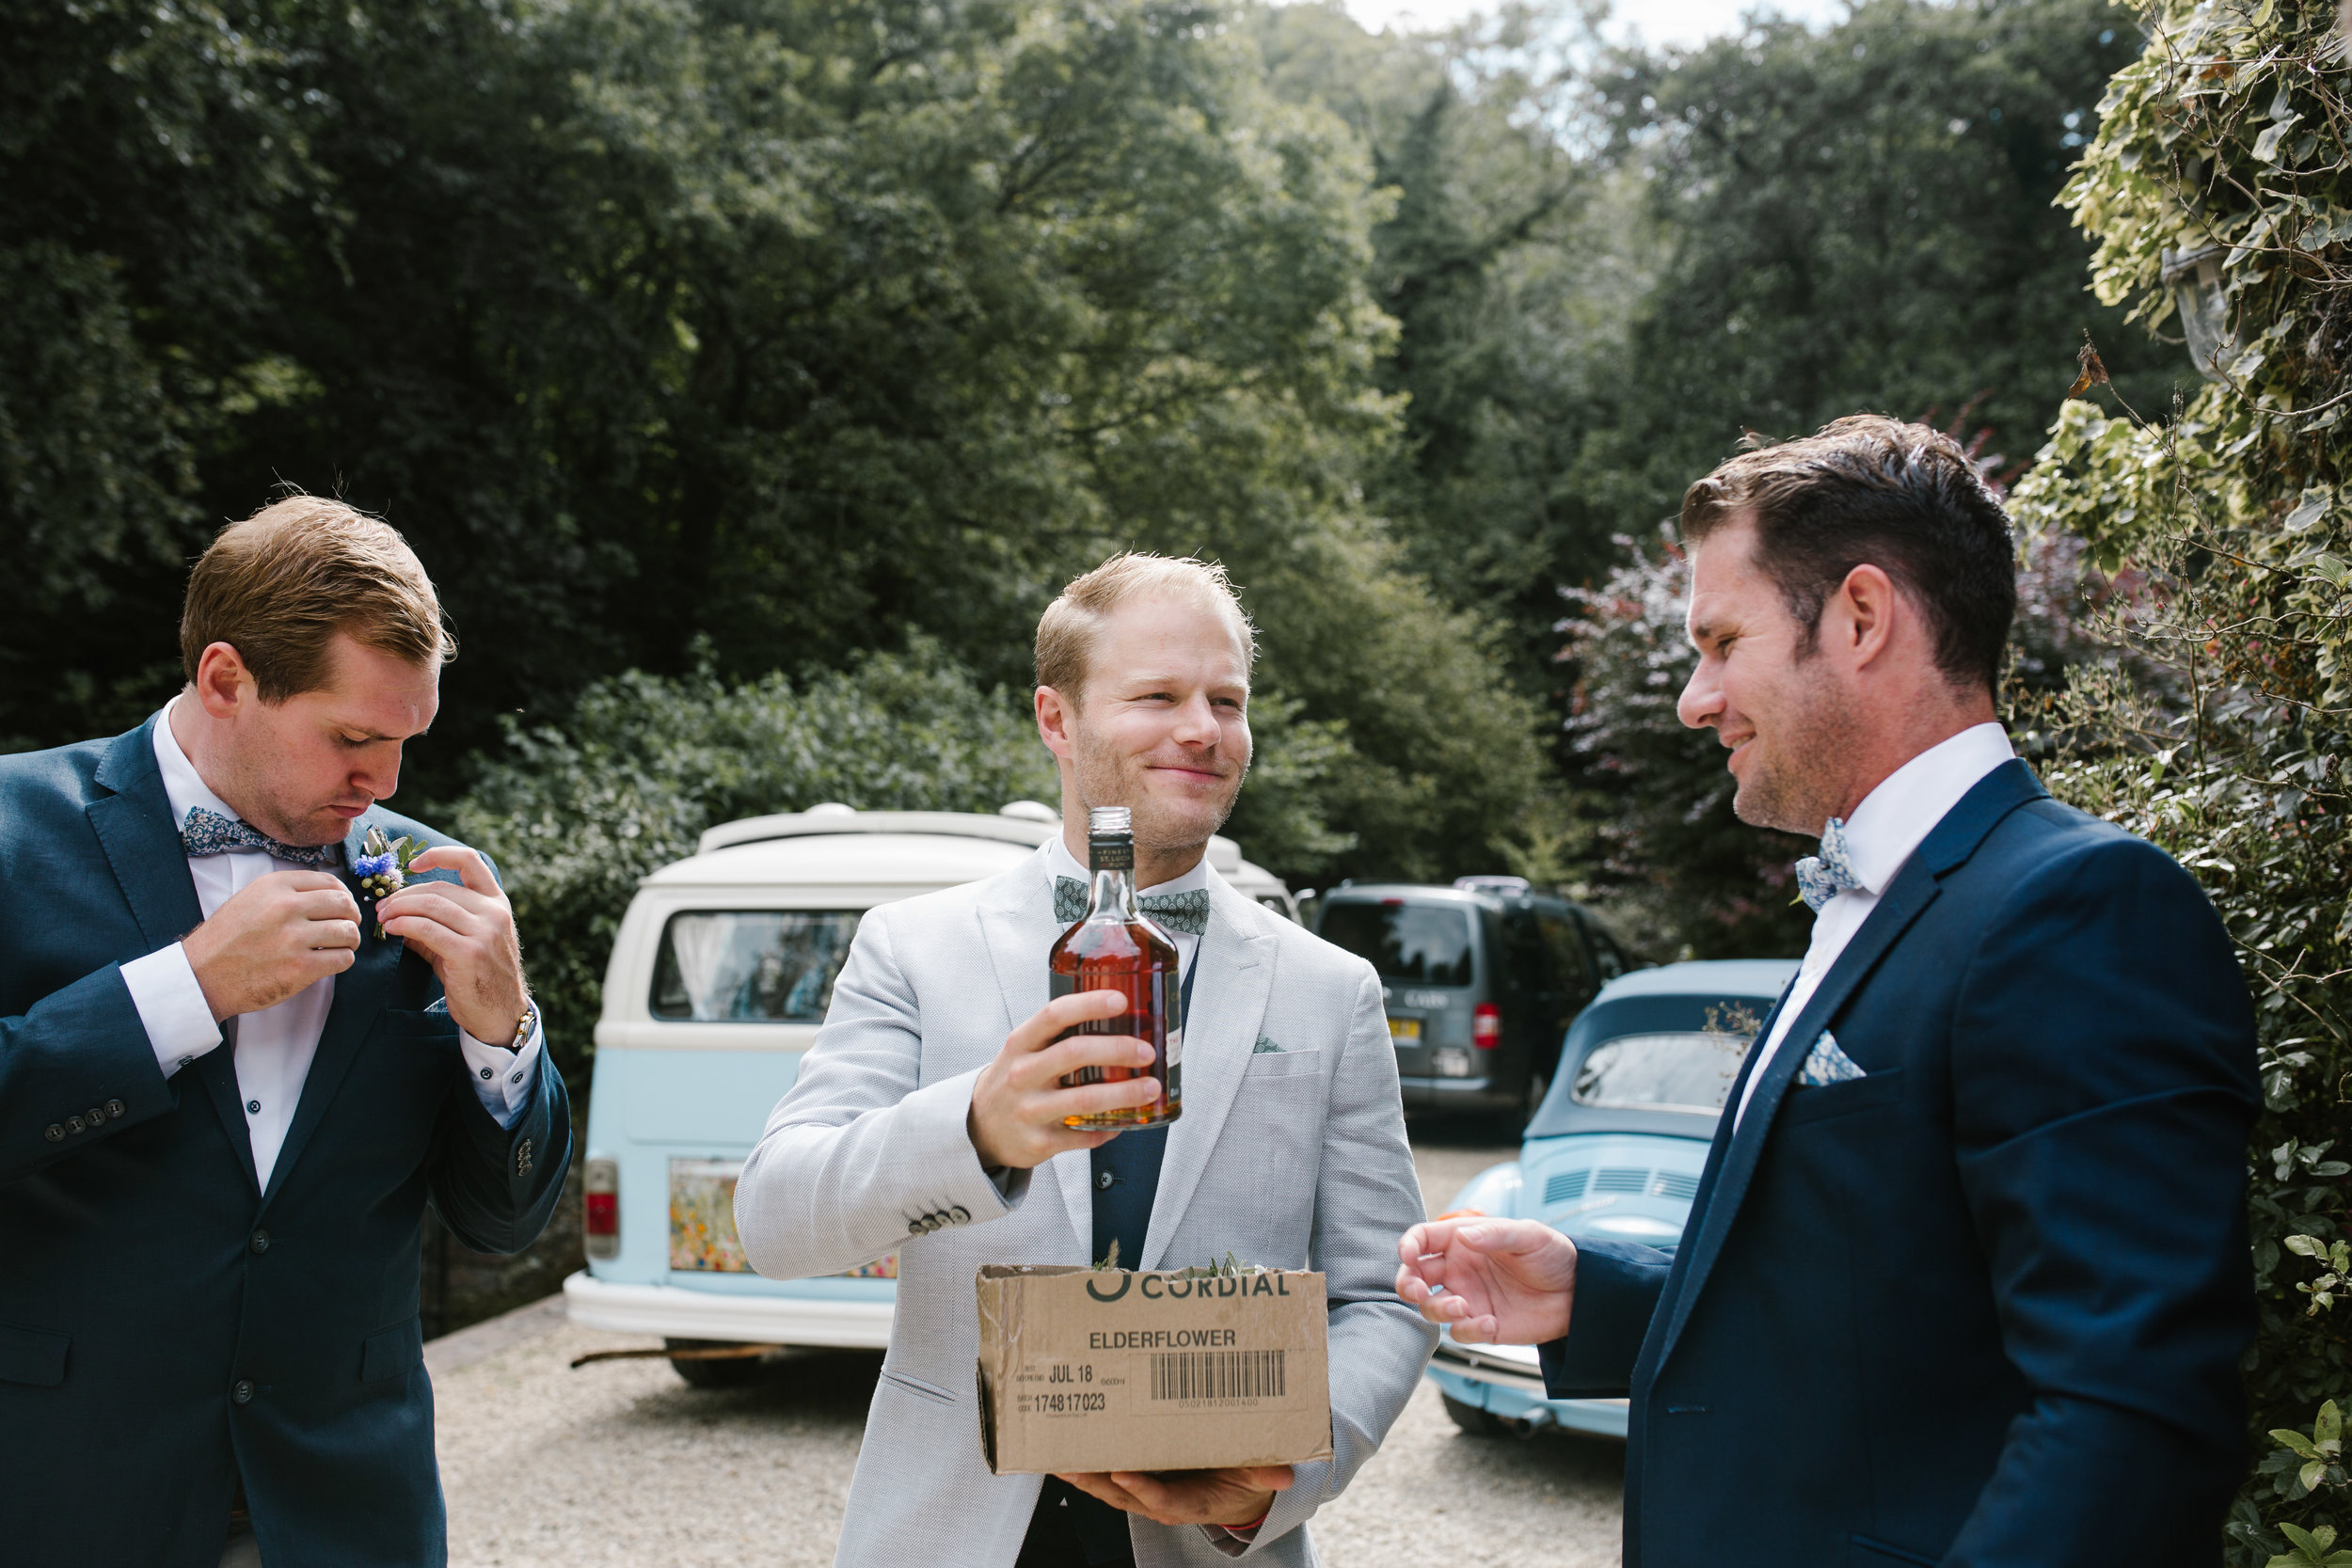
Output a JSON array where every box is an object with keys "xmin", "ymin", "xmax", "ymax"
[{"xmin": 507, "ymin": 998, "xmax": 540, "ymax": 1053}]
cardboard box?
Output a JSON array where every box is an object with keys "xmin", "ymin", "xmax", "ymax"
[{"xmin": 975, "ymin": 1264, "xmax": 1334, "ymax": 1475}]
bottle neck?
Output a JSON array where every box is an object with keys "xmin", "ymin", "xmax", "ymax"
[{"xmin": 1089, "ymin": 865, "xmax": 1139, "ymax": 920}]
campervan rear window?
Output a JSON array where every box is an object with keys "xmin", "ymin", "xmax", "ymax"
[
  {"xmin": 1319, "ymin": 900, "xmax": 1475, "ymax": 987},
  {"xmin": 650, "ymin": 911, "xmax": 864, "ymax": 1022}
]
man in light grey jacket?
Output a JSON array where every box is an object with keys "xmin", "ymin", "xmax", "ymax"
[{"xmin": 735, "ymin": 553, "xmax": 1433, "ymax": 1568}]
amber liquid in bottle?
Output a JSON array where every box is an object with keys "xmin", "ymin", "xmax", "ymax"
[{"xmin": 1050, "ymin": 806, "xmax": 1183, "ymax": 1129}]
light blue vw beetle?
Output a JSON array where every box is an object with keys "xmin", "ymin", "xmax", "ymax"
[{"xmin": 1423, "ymin": 958, "xmax": 1797, "ymax": 1438}]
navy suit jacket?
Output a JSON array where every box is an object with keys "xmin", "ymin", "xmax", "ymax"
[
  {"xmin": 0, "ymin": 718, "xmax": 571, "ymax": 1567},
  {"xmin": 1541, "ymin": 760, "xmax": 2259, "ymax": 1567}
]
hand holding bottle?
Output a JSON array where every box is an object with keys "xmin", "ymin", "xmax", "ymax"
[{"xmin": 967, "ymin": 991, "xmax": 1165, "ymax": 1170}]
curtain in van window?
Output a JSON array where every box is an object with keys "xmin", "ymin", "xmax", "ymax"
[
  {"xmin": 665, "ymin": 914, "xmax": 770, "ymax": 1021},
  {"xmin": 653, "ymin": 911, "xmax": 864, "ymax": 1021}
]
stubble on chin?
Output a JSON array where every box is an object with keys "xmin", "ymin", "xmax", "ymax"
[
  {"xmin": 1072, "ymin": 737, "xmax": 1240, "ymax": 856},
  {"xmin": 1729, "ymin": 688, "xmax": 1858, "ymax": 839}
]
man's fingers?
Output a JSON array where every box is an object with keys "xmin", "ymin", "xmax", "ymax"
[
  {"xmin": 1010, "ymin": 990, "xmax": 1133, "ymax": 1053},
  {"xmin": 1056, "ymin": 1473, "xmax": 1150, "ymax": 1513},
  {"xmin": 406, "ymin": 845, "xmax": 501, "ymax": 896},
  {"xmin": 310, "ymin": 919, "xmax": 362, "ymax": 952},
  {"xmin": 1029, "ymin": 1033, "xmax": 1154, "ymax": 1085},
  {"xmin": 273, "ymin": 869, "xmax": 352, "ymax": 894},
  {"xmin": 294, "ymin": 885, "xmax": 365, "ymax": 923},
  {"xmin": 373, "ymin": 886, "xmax": 489, "ymax": 936}
]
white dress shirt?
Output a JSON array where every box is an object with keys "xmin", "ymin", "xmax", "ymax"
[
  {"xmin": 118, "ymin": 699, "xmax": 542, "ymax": 1187},
  {"xmin": 1732, "ymin": 721, "xmax": 2017, "ymax": 1130}
]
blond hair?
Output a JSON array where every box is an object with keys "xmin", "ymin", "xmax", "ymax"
[
  {"xmin": 181, "ymin": 495, "xmax": 453, "ymax": 702},
  {"xmin": 1035, "ymin": 553, "xmax": 1256, "ymax": 700}
]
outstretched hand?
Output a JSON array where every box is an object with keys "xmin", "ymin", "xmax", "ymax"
[
  {"xmin": 1394, "ymin": 1216, "xmax": 1578, "ymax": 1345},
  {"xmin": 1056, "ymin": 1465, "xmax": 1293, "ymax": 1529}
]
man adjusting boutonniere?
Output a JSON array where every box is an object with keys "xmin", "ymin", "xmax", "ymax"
[{"xmin": 0, "ymin": 494, "xmax": 568, "ymax": 1568}]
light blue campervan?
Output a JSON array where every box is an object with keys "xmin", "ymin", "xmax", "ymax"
[
  {"xmin": 1423, "ymin": 958, "xmax": 1798, "ymax": 1437},
  {"xmin": 563, "ymin": 801, "xmax": 1296, "ymax": 1384}
]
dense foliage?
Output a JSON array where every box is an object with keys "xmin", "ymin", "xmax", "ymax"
[
  {"xmin": 2004, "ymin": 0, "xmax": 2350, "ymax": 1556},
  {"xmin": 448, "ymin": 647, "xmax": 1055, "ymax": 1081},
  {"xmin": 0, "ymin": 0, "xmax": 1545, "ymax": 888}
]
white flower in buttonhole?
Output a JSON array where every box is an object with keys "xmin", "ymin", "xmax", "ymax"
[{"xmin": 353, "ymin": 826, "xmax": 425, "ymax": 939}]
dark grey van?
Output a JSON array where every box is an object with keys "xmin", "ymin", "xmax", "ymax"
[{"xmin": 1315, "ymin": 878, "xmax": 1631, "ymax": 1117}]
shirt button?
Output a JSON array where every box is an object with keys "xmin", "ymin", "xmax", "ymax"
[
  {"xmin": 231, "ymin": 1379, "xmax": 256, "ymax": 1405},
  {"xmin": 249, "ymin": 1229, "xmax": 270, "ymax": 1255},
  {"xmin": 480, "ymin": 1067, "xmax": 494, "ymax": 1081},
  {"xmin": 509, "ymin": 1072, "xmax": 523, "ymax": 1085},
  {"xmin": 246, "ymin": 1100, "xmax": 261, "ymax": 1115},
  {"xmin": 1096, "ymin": 1170, "xmax": 1116, "ymax": 1190}
]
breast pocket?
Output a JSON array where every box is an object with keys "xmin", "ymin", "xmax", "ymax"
[
  {"xmin": 1779, "ymin": 1068, "xmax": 1906, "ymax": 1128},
  {"xmin": 1242, "ymin": 1049, "xmax": 1324, "ymax": 1081}
]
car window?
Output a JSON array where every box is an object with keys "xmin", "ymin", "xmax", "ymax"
[
  {"xmin": 1499, "ymin": 911, "xmax": 1552, "ymax": 993},
  {"xmin": 651, "ymin": 911, "xmax": 864, "ymax": 1022},
  {"xmin": 1537, "ymin": 912, "xmax": 1593, "ymax": 999},
  {"xmin": 1579, "ymin": 911, "xmax": 1627, "ymax": 981},
  {"xmin": 1319, "ymin": 900, "xmax": 1475, "ymax": 986},
  {"xmin": 1572, "ymin": 1030, "xmax": 1754, "ymax": 1115}
]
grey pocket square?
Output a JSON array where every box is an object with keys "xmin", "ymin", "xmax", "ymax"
[
  {"xmin": 1251, "ymin": 1035, "xmax": 1284, "ymax": 1054},
  {"xmin": 1797, "ymin": 1030, "xmax": 1865, "ymax": 1086}
]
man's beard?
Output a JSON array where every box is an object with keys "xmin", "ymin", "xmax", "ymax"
[
  {"xmin": 1071, "ymin": 726, "xmax": 1245, "ymax": 854},
  {"xmin": 1729, "ymin": 660, "xmax": 1860, "ymax": 839}
]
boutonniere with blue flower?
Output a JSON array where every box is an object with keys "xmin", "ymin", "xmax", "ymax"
[{"xmin": 353, "ymin": 826, "xmax": 425, "ymax": 939}]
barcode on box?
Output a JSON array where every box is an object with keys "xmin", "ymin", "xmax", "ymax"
[{"xmin": 1149, "ymin": 1349, "xmax": 1286, "ymax": 1402}]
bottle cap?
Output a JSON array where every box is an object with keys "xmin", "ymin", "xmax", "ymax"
[{"xmin": 1088, "ymin": 806, "xmax": 1133, "ymax": 836}]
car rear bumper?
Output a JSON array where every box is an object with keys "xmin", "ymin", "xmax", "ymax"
[
  {"xmin": 563, "ymin": 1270, "xmax": 895, "ymax": 1350},
  {"xmin": 1428, "ymin": 1338, "xmax": 1629, "ymax": 1438}
]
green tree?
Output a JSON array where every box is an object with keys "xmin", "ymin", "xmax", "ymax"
[{"xmin": 2004, "ymin": 0, "xmax": 2351, "ymax": 1556}]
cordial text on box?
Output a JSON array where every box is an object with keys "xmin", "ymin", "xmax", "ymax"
[{"xmin": 975, "ymin": 1264, "xmax": 1334, "ymax": 1476}]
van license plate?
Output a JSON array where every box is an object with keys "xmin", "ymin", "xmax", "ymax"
[
  {"xmin": 668, "ymin": 1158, "xmax": 898, "ymax": 1278},
  {"xmin": 1388, "ymin": 1018, "xmax": 1422, "ymax": 1044}
]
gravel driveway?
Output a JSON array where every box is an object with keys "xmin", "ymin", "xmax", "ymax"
[{"xmin": 435, "ymin": 1124, "xmax": 1625, "ymax": 1566}]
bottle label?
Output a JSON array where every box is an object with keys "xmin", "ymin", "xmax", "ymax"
[{"xmin": 1089, "ymin": 836, "xmax": 1135, "ymax": 872}]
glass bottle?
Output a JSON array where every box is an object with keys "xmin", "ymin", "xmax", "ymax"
[{"xmin": 1049, "ymin": 806, "xmax": 1183, "ymax": 1128}]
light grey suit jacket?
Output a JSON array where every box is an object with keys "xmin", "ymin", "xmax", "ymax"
[{"xmin": 734, "ymin": 847, "xmax": 1435, "ymax": 1567}]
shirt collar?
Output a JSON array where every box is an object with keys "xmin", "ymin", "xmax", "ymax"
[
  {"xmin": 151, "ymin": 696, "xmax": 243, "ymax": 832},
  {"xmin": 1836, "ymin": 721, "xmax": 2016, "ymax": 895},
  {"xmin": 1045, "ymin": 832, "xmax": 1213, "ymax": 900}
]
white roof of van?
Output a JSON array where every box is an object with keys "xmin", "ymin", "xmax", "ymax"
[
  {"xmin": 645, "ymin": 830, "xmax": 1041, "ymax": 889},
  {"xmin": 682, "ymin": 803, "xmax": 1270, "ymax": 888}
]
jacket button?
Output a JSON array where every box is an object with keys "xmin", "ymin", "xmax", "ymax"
[
  {"xmin": 1096, "ymin": 1170, "xmax": 1115, "ymax": 1190},
  {"xmin": 249, "ymin": 1229, "xmax": 270, "ymax": 1255},
  {"xmin": 87, "ymin": 1106, "xmax": 106, "ymax": 1124},
  {"xmin": 104, "ymin": 1100, "xmax": 124, "ymax": 1118},
  {"xmin": 231, "ymin": 1380, "xmax": 255, "ymax": 1405},
  {"xmin": 907, "ymin": 1218, "xmax": 925, "ymax": 1236},
  {"xmin": 949, "ymin": 1206, "xmax": 970, "ymax": 1224},
  {"xmin": 66, "ymin": 1116, "xmax": 85, "ymax": 1135},
  {"xmin": 43, "ymin": 1125, "xmax": 64, "ymax": 1143}
]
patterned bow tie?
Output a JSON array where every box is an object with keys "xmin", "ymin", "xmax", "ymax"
[
  {"xmin": 1055, "ymin": 877, "xmax": 1211, "ymax": 936},
  {"xmin": 1793, "ymin": 816, "xmax": 1863, "ymax": 912},
  {"xmin": 180, "ymin": 805, "xmax": 342, "ymax": 871}
]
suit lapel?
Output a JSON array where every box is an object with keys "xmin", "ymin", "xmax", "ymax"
[
  {"xmin": 259, "ymin": 810, "xmax": 398, "ymax": 1213},
  {"xmin": 974, "ymin": 851, "xmax": 1096, "ymax": 1251},
  {"xmin": 1141, "ymin": 875, "xmax": 1274, "ymax": 1271},
  {"xmin": 1646, "ymin": 759, "xmax": 2050, "ymax": 1376},
  {"xmin": 87, "ymin": 721, "xmax": 264, "ymax": 1196}
]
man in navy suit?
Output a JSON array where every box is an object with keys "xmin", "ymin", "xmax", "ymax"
[
  {"xmin": 1399, "ymin": 417, "xmax": 2258, "ymax": 1566},
  {"xmin": 0, "ymin": 496, "xmax": 570, "ymax": 1566}
]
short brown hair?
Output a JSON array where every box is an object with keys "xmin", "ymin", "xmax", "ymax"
[
  {"xmin": 181, "ymin": 496, "xmax": 452, "ymax": 702},
  {"xmin": 1680, "ymin": 416, "xmax": 2017, "ymax": 693},
  {"xmin": 1035, "ymin": 553, "xmax": 1256, "ymax": 700}
]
